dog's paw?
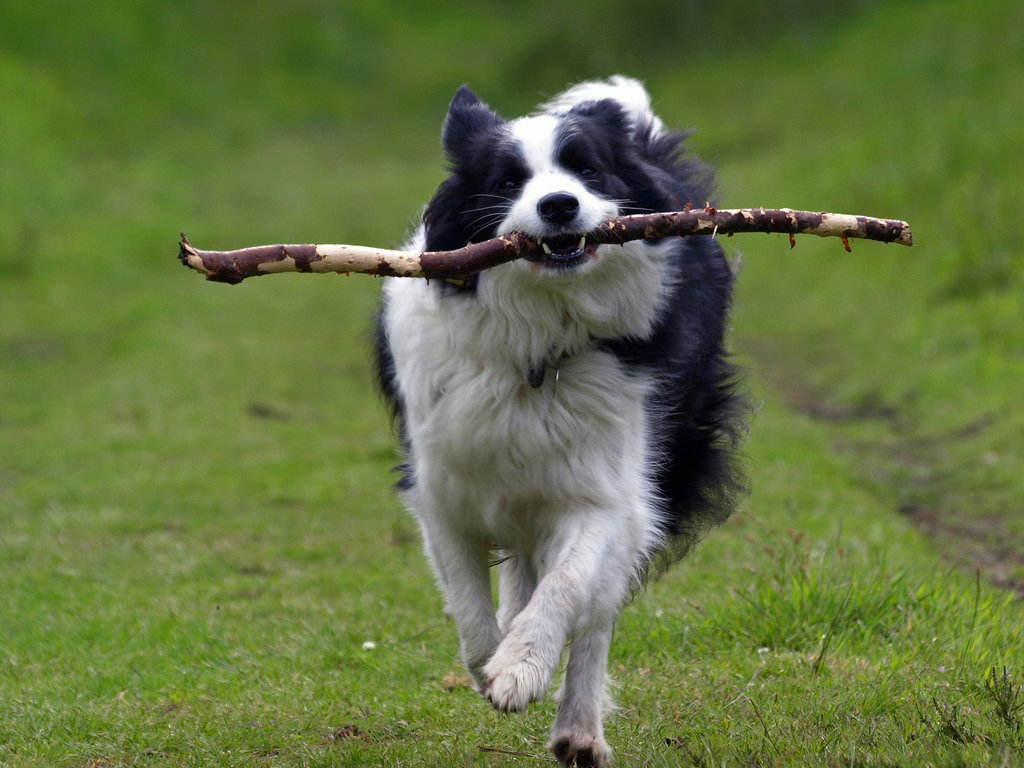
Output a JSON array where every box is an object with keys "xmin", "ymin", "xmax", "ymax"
[
  {"xmin": 483, "ymin": 656, "xmax": 549, "ymax": 712},
  {"xmin": 550, "ymin": 732, "xmax": 611, "ymax": 767}
]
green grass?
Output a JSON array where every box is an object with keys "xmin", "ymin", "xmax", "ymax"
[{"xmin": 2, "ymin": 0, "xmax": 1023, "ymax": 765}]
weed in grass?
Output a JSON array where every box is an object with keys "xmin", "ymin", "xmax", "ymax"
[
  {"xmin": 927, "ymin": 694, "xmax": 981, "ymax": 747},
  {"xmin": 984, "ymin": 667, "xmax": 1024, "ymax": 737}
]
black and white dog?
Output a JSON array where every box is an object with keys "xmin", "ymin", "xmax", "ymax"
[{"xmin": 374, "ymin": 77, "xmax": 745, "ymax": 766}]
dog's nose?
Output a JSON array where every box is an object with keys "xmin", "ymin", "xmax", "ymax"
[{"xmin": 537, "ymin": 192, "xmax": 580, "ymax": 226}]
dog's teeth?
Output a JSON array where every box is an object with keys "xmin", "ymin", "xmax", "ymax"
[
  {"xmin": 541, "ymin": 242, "xmax": 552, "ymax": 255},
  {"xmin": 578, "ymin": 237, "xmax": 587, "ymax": 250}
]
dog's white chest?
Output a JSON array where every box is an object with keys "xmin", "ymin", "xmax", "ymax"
[
  {"xmin": 423, "ymin": 350, "xmax": 650, "ymax": 513},
  {"xmin": 384, "ymin": 291, "xmax": 652, "ymax": 537}
]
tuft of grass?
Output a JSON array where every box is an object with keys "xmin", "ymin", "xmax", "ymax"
[{"xmin": 611, "ymin": 526, "xmax": 1024, "ymax": 766}]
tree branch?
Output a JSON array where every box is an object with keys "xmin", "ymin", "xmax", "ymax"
[{"xmin": 178, "ymin": 207, "xmax": 913, "ymax": 285}]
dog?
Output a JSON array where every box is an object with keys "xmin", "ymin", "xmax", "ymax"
[{"xmin": 373, "ymin": 76, "xmax": 746, "ymax": 766}]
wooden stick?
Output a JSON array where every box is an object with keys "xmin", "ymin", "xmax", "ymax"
[{"xmin": 178, "ymin": 207, "xmax": 913, "ymax": 284}]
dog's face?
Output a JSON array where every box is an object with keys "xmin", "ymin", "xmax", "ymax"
[{"xmin": 423, "ymin": 86, "xmax": 680, "ymax": 277}]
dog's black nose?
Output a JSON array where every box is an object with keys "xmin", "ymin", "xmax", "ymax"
[{"xmin": 537, "ymin": 192, "xmax": 580, "ymax": 226}]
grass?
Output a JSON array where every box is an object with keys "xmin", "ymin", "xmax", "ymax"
[{"xmin": 2, "ymin": 0, "xmax": 1023, "ymax": 765}]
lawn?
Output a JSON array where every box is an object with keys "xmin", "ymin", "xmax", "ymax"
[{"xmin": 1, "ymin": 0, "xmax": 1022, "ymax": 765}]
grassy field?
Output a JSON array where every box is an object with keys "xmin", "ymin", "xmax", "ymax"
[{"xmin": 2, "ymin": 0, "xmax": 1023, "ymax": 765}]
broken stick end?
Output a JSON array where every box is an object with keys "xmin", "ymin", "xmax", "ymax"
[
  {"xmin": 177, "ymin": 233, "xmax": 245, "ymax": 284},
  {"xmin": 177, "ymin": 232, "xmax": 206, "ymax": 273}
]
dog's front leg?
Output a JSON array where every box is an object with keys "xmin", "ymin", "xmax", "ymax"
[
  {"xmin": 483, "ymin": 516, "xmax": 629, "ymax": 714},
  {"xmin": 549, "ymin": 622, "xmax": 614, "ymax": 768},
  {"xmin": 422, "ymin": 526, "xmax": 501, "ymax": 691}
]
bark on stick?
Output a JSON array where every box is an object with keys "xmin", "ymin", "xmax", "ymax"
[{"xmin": 178, "ymin": 208, "xmax": 913, "ymax": 285}]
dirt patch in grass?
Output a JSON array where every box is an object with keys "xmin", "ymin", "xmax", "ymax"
[
  {"xmin": 900, "ymin": 506, "xmax": 1024, "ymax": 597},
  {"xmin": 324, "ymin": 724, "xmax": 364, "ymax": 742},
  {"xmin": 751, "ymin": 347, "xmax": 1024, "ymax": 597}
]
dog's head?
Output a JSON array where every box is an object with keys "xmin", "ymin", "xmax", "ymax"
[{"xmin": 422, "ymin": 79, "xmax": 707, "ymax": 281}]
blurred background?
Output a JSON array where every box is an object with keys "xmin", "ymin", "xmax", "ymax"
[
  {"xmin": 1, "ymin": 0, "xmax": 1022, "ymax": 760},
  {"xmin": 3, "ymin": 0, "xmax": 1020, "ymax": 579}
]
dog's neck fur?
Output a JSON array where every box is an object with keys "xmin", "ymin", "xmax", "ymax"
[{"xmin": 436, "ymin": 239, "xmax": 676, "ymax": 380}]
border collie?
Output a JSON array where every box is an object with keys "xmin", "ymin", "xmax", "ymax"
[{"xmin": 374, "ymin": 76, "xmax": 746, "ymax": 767}]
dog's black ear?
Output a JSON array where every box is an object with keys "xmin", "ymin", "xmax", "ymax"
[
  {"xmin": 450, "ymin": 84, "xmax": 483, "ymax": 111},
  {"xmin": 441, "ymin": 85, "xmax": 502, "ymax": 162}
]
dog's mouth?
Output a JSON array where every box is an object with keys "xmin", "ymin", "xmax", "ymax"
[{"xmin": 522, "ymin": 234, "xmax": 599, "ymax": 272}]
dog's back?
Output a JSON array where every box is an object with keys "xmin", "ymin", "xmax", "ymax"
[{"xmin": 373, "ymin": 77, "xmax": 745, "ymax": 766}]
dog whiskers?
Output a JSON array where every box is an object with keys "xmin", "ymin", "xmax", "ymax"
[
  {"xmin": 606, "ymin": 200, "xmax": 655, "ymax": 215},
  {"xmin": 465, "ymin": 215, "xmax": 508, "ymax": 243},
  {"xmin": 468, "ymin": 193, "xmax": 516, "ymax": 203}
]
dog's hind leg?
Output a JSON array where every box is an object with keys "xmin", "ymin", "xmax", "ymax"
[
  {"xmin": 496, "ymin": 551, "xmax": 537, "ymax": 636},
  {"xmin": 549, "ymin": 623, "xmax": 614, "ymax": 768}
]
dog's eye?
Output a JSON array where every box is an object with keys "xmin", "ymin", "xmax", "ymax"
[
  {"xmin": 559, "ymin": 146, "xmax": 600, "ymax": 180},
  {"xmin": 496, "ymin": 176, "xmax": 522, "ymax": 194}
]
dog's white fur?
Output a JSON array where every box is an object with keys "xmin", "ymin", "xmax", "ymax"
[{"xmin": 377, "ymin": 77, "xmax": 739, "ymax": 766}]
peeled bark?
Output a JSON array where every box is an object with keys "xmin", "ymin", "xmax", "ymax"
[{"xmin": 178, "ymin": 207, "xmax": 913, "ymax": 284}]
